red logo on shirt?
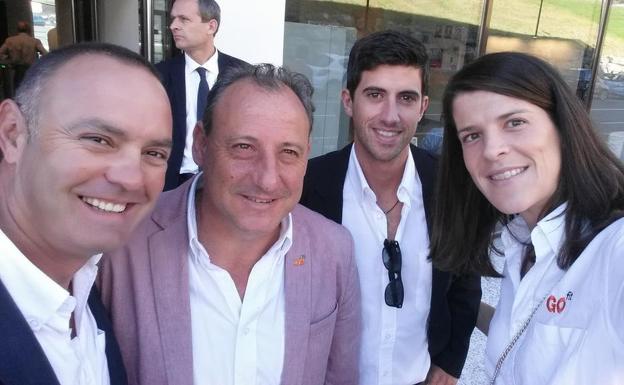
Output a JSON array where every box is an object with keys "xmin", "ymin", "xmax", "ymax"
[{"xmin": 546, "ymin": 295, "xmax": 566, "ymax": 313}]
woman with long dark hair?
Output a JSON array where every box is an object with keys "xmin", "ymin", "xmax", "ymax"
[{"xmin": 430, "ymin": 52, "xmax": 624, "ymax": 384}]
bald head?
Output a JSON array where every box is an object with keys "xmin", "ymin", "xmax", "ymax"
[{"xmin": 0, "ymin": 43, "xmax": 172, "ymax": 265}]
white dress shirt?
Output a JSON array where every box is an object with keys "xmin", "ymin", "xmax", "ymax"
[
  {"xmin": 342, "ymin": 147, "xmax": 432, "ymax": 385},
  {"xmin": 186, "ymin": 176, "xmax": 290, "ymax": 385},
  {"xmin": 181, "ymin": 51, "xmax": 219, "ymax": 174},
  {"xmin": 0, "ymin": 229, "xmax": 110, "ymax": 385},
  {"xmin": 486, "ymin": 204, "xmax": 624, "ymax": 385}
]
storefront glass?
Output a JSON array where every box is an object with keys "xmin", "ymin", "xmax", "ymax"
[
  {"xmin": 284, "ymin": 0, "xmax": 484, "ymax": 156},
  {"xmin": 590, "ymin": 2, "xmax": 624, "ymax": 160}
]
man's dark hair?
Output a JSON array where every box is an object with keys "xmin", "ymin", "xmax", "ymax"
[
  {"xmin": 346, "ymin": 30, "xmax": 429, "ymax": 96},
  {"xmin": 17, "ymin": 21, "xmax": 31, "ymax": 34},
  {"xmin": 430, "ymin": 51, "xmax": 624, "ymax": 276},
  {"xmin": 14, "ymin": 42, "xmax": 160, "ymax": 135},
  {"xmin": 202, "ymin": 63, "xmax": 314, "ymax": 135}
]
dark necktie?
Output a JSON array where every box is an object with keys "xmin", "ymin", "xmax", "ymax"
[{"xmin": 196, "ymin": 67, "xmax": 209, "ymax": 123}]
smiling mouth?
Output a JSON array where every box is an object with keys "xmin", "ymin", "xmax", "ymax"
[
  {"xmin": 375, "ymin": 128, "xmax": 400, "ymax": 138},
  {"xmin": 243, "ymin": 195, "xmax": 276, "ymax": 204},
  {"xmin": 490, "ymin": 167, "xmax": 528, "ymax": 181},
  {"xmin": 81, "ymin": 196, "xmax": 127, "ymax": 213}
]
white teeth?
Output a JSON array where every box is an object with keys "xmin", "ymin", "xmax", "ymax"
[
  {"xmin": 377, "ymin": 129, "xmax": 398, "ymax": 137},
  {"xmin": 491, "ymin": 168, "xmax": 526, "ymax": 181},
  {"xmin": 249, "ymin": 197, "xmax": 272, "ymax": 204},
  {"xmin": 82, "ymin": 197, "xmax": 127, "ymax": 213}
]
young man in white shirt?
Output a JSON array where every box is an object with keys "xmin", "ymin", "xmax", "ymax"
[
  {"xmin": 157, "ymin": 0, "xmax": 248, "ymax": 190},
  {"xmin": 301, "ymin": 30, "xmax": 481, "ymax": 385},
  {"xmin": 0, "ymin": 43, "xmax": 173, "ymax": 385}
]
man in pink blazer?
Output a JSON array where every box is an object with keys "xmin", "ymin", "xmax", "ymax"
[{"xmin": 98, "ymin": 63, "xmax": 361, "ymax": 385}]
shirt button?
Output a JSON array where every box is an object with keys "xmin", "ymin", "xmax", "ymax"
[
  {"xmin": 244, "ymin": 327, "xmax": 250, "ymax": 335},
  {"xmin": 28, "ymin": 319, "xmax": 40, "ymax": 329},
  {"xmin": 384, "ymin": 333, "xmax": 391, "ymax": 340},
  {"xmin": 383, "ymin": 370, "xmax": 390, "ymax": 377}
]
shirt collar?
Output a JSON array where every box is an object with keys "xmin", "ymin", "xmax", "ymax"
[
  {"xmin": 531, "ymin": 203, "xmax": 566, "ymax": 261},
  {"xmin": 186, "ymin": 173, "xmax": 293, "ymax": 266},
  {"xmin": 501, "ymin": 203, "xmax": 567, "ymax": 262},
  {"xmin": 0, "ymin": 228, "xmax": 101, "ymax": 330},
  {"xmin": 346, "ymin": 145, "xmax": 422, "ymax": 207},
  {"xmin": 184, "ymin": 50, "xmax": 219, "ymax": 76}
]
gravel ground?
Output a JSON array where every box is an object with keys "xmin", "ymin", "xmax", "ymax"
[{"xmin": 458, "ymin": 251, "xmax": 505, "ymax": 385}]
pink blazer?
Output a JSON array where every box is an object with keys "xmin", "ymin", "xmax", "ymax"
[{"xmin": 98, "ymin": 180, "xmax": 361, "ymax": 385}]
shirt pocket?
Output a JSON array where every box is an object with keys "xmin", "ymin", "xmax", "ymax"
[{"xmin": 515, "ymin": 322, "xmax": 586, "ymax": 384}]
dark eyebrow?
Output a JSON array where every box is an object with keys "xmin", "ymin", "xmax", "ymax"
[
  {"xmin": 362, "ymin": 86, "xmax": 421, "ymax": 98},
  {"xmin": 399, "ymin": 90, "xmax": 421, "ymax": 99},
  {"xmin": 498, "ymin": 109, "xmax": 529, "ymax": 119},
  {"xmin": 362, "ymin": 86, "xmax": 385, "ymax": 93},
  {"xmin": 66, "ymin": 118, "xmax": 173, "ymax": 149},
  {"xmin": 456, "ymin": 126, "xmax": 473, "ymax": 135}
]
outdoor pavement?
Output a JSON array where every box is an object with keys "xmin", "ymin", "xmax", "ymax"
[{"xmin": 458, "ymin": 252, "xmax": 505, "ymax": 385}]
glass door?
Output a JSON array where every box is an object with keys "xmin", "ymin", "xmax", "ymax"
[
  {"xmin": 139, "ymin": 0, "xmax": 174, "ymax": 63},
  {"xmin": 485, "ymin": 0, "xmax": 604, "ymax": 101},
  {"xmin": 590, "ymin": 1, "xmax": 624, "ymax": 160}
]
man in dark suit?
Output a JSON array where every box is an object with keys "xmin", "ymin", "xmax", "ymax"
[
  {"xmin": 0, "ymin": 43, "xmax": 173, "ymax": 385},
  {"xmin": 300, "ymin": 30, "xmax": 481, "ymax": 385},
  {"xmin": 157, "ymin": 0, "xmax": 247, "ymax": 190}
]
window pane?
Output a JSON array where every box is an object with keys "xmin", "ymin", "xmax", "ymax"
[
  {"xmin": 283, "ymin": 0, "xmax": 484, "ymax": 156},
  {"xmin": 590, "ymin": 3, "xmax": 624, "ymax": 161},
  {"xmin": 487, "ymin": 0, "xmax": 602, "ymax": 97}
]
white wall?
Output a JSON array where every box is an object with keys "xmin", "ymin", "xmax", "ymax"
[
  {"xmin": 98, "ymin": 0, "xmax": 140, "ymax": 52},
  {"xmin": 216, "ymin": 0, "xmax": 285, "ymax": 65}
]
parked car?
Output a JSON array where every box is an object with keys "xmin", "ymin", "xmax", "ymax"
[
  {"xmin": 32, "ymin": 14, "xmax": 46, "ymax": 26},
  {"xmin": 598, "ymin": 73, "xmax": 624, "ymax": 100}
]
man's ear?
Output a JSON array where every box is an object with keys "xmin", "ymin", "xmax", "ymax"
[
  {"xmin": 208, "ymin": 19, "xmax": 219, "ymax": 35},
  {"xmin": 341, "ymin": 89, "xmax": 353, "ymax": 118},
  {"xmin": 419, "ymin": 95, "xmax": 430, "ymax": 122},
  {"xmin": 0, "ymin": 100, "xmax": 28, "ymax": 164},
  {"xmin": 192, "ymin": 122, "xmax": 207, "ymax": 166}
]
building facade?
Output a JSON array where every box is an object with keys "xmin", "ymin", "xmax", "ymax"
[{"xmin": 3, "ymin": 0, "xmax": 624, "ymax": 159}]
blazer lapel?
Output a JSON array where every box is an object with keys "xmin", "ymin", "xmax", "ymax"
[
  {"xmin": 281, "ymin": 217, "xmax": 312, "ymax": 385},
  {"xmin": 410, "ymin": 144, "xmax": 437, "ymax": 232},
  {"xmin": 304, "ymin": 144, "xmax": 352, "ymax": 224},
  {"xmin": 149, "ymin": 185, "xmax": 194, "ymax": 385},
  {"xmin": 88, "ymin": 287, "xmax": 128, "ymax": 385},
  {"xmin": 0, "ymin": 279, "xmax": 60, "ymax": 385},
  {"xmin": 171, "ymin": 54, "xmax": 187, "ymax": 129}
]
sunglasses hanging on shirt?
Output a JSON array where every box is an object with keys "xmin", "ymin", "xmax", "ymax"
[{"xmin": 382, "ymin": 239, "xmax": 404, "ymax": 308}]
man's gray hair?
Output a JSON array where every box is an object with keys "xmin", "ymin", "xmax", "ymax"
[
  {"xmin": 198, "ymin": 0, "xmax": 221, "ymax": 26},
  {"xmin": 201, "ymin": 63, "xmax": 315, "ymax": 135}
]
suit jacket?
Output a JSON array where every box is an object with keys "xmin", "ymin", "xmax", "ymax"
[
  {"xmin": 156, "ymin": 51, "xmax": 248, "ymax": 191},
  {"xmin": 98, "ymin": 178, "xmax": 361, "ymax": 385},
  {"xmin": 0, "ymin": 280, "xmax": 127, "ymax": 385},
  {"xmin": 299, "ymin": 143, "xmax": 481, "ymax": 378}
]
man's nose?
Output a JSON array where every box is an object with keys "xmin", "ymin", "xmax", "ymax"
[
  {"xmin": 106, "ymin": 150, "xmax": 145, "ymax": 192},
  {"xmin": 255, "ymin": 153, "xmax": 281, "ymax": 192},
  {"xmin": 379, "ymin": 99, "xmax": 400, "ymax": 126}
]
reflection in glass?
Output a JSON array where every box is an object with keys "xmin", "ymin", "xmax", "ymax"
[
  {"xmin": 590, "ymin": 3, "xmax": 624, "ymax": 160},
  {"xmin": 284, "ymin": 0, "xmax": 483, "ymax": 156},
  {"xmin": 486, "ymin": 0, "xmax": 602, "ymax": 101}
]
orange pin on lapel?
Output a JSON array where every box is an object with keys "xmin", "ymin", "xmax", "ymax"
[{"xmin": 294, "ymin": 255, "xmax": 305, "ymax": 266}]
